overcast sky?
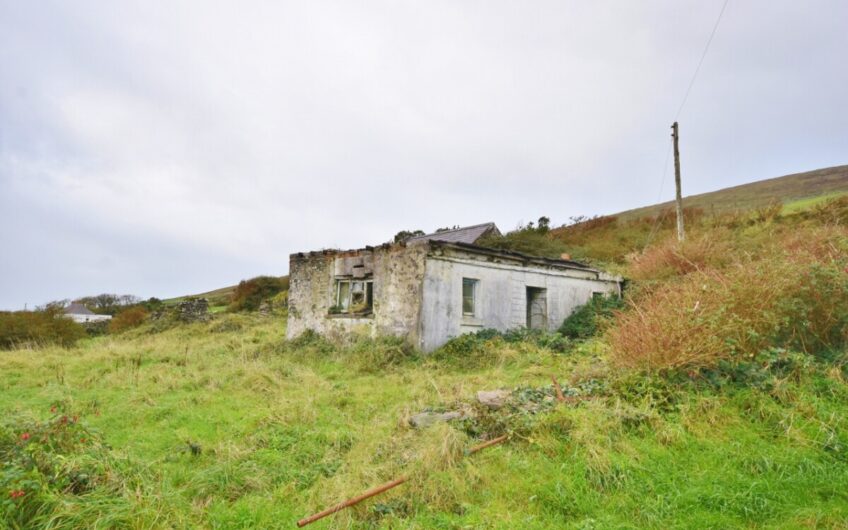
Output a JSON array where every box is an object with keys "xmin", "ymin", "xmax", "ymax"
[{"xmin": 1, "ymin": 1, "xmax": 847, "ymax": 309}]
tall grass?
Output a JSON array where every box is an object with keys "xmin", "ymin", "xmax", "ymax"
[{"xmin": 2, "ymin": 307, "xmax": 848, "ymax": 527}]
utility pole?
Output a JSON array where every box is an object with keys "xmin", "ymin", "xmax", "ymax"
[{"xmin": 671, "ymin": 121, "xmax": 685, "ymax": 242}]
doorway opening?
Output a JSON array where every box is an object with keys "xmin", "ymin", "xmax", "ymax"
[{"xmin": 526, "ymin": 287, "xmax": 547, "ymax": 330}]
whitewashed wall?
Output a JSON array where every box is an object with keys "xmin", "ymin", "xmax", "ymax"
[{"xmin": 419, "ymin": 254, "xmax": 620, "ymax": 351}]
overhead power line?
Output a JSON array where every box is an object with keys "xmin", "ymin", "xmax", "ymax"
[{"xmin": 675, "ymin": 0, "xmax": 731, "ymax": 120}]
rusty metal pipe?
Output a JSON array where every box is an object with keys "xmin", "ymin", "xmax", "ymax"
[
  {"xmin": 467, "ymin": 434, "xmax": 508, "ymax": 454},
  {"xmin": 551, "ymin": 375, "xmax": 566, "ymax": 403},
  {"xmin": 296, "ymin": 477, "xmax": 407, "ymax": 527}
]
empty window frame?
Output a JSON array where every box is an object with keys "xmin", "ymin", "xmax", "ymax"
[
  {"xmin": 334, "ymin": 279, "xmax": 373, "ymax": 314},
  {"xmin": 462, "ymin": 278, "xmax": 478, "ymax": 316}
]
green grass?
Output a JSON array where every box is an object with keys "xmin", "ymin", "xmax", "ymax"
[
  {"xmin": 782, "ymin": 191, "xmax": 848, "ymax": 214},
  {"xmin": 2, "ymin": 314, "xmax": 847, "ymax": 528},
  {"xmin": 164, "ymin": 284, "xmax": 239, "ymax": 304}
]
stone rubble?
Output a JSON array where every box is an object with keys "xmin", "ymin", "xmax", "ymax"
[{"xmin": 476, "ymin": 389, "xmax": 511, "ymax": 410}]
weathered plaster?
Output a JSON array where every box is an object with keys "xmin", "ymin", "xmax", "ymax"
[
  {"xmin": 287, "ymin": 241, "xmax": 622, "ymax": 352},
  {"xmin": 419, "ymin": 247, "xmax": 619, "ymax": 351},
  {"xmin": 286, "ymin": 244, "xmax": 428, "ymax": 343}
]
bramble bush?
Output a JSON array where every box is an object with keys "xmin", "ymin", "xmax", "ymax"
[
  {"xmin": 0, "ymin": 408, "xmax": 126, "ymax": 527},
  {"xmin": 559, "ymin": 295, "xmax": 623, "ymax": 340}
]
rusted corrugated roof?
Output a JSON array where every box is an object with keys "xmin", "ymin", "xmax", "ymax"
[{"xmin": 407, "ymin": 222, "xmax": 499, "ymax": 245}]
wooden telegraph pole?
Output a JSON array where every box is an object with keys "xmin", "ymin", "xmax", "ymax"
[{"xmin": 671, "ymin": 122, "xmax": 685, "ymax": 242}]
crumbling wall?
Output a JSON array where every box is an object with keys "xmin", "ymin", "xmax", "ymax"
[
  {"xmin": 177, "ymin": 298, "xmax": 210, "ymax": 322},
  {"xmin": 286, "ymin": 252, "xmax": 334, "ymax": 339},
  {"xmin": 286, "ymin": 245, "xmax": 428, "ymax": 344},
  {"xmin": 371, "ymin": 244, "xmax": 428, "ymax": 345}
]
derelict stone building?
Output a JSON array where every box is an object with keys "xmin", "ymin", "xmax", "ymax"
[{"xmin": 286, "ymin": 223, "xmax": 622, "ymax": 351}]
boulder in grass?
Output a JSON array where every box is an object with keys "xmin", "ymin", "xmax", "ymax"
[{"xmin": 476, "ymin": 390, "xmax": 510, "ymax": 410}]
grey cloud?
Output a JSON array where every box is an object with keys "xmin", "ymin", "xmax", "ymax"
[{"xmin": 1, "ymin": 0, "xmax": 846, "ymax": 308}]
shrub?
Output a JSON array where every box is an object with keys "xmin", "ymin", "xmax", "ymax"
[
  {"xmin": 83, "ymin": 320, "xmax": 110, "ymax": 337},
  {"xmin": 627, "ymin": 232, "xmax": 734, "ymax": 281},
  {"xmin": 803, "ymin": 194, "xmax": 848, "ymax": 225},
  {"xmin": 0, "ymin": 411, "xmax": 127, "ymax": 527},
  {"xmin": 610, "ymin": 228, "xmax": 848, "ymax": 371},
  {"xmin": 108, "ymin": 306, "xmax": 149, "ymax": 334},
  {"xmin": 230, "ymin": 276, "xmax": 289, "ymax": 312},
  {"xmin": 431, "ymin": 328, "xmax": 572, "ymax": 368},
  {"xmin": 559, "ymin": 295, "xmax": 623, "ymax": 340},
  {"xmin": 0, "ymin": 310, "xmax": 86, "ymax": 350}
]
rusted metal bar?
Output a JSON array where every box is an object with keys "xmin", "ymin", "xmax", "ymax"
[
  {"xmin": 551, "ymin": 375, "xmax": 566, "ymax": 403},
  {"xmin": 296, "ymin": 477, "xmax": 407, "ymax": 527},
  {"xmin": 467, "ymin": 434, "xmax": 508, "ymax": 454}
]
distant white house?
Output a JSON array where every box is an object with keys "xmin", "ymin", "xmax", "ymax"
[{"xmin": 62, "ymin": 302, "xmax": 111, "ymax": 324}]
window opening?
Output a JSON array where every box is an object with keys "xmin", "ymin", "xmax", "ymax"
[
  {"xmin": 333, "ymin": 279, "xmax": 373, "ymax": 314},
  {"xmin": 462, "ymin": 278, "xmax": 478, "ymax": 316}
]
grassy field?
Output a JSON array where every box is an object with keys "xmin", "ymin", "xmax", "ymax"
[
  {"xmin": 2, "ymin": 314, "xmax": 848, "ymax": 529},
  {"xmin": 782, "ymin": 191, "xmax": 848, "ymax": 214},
  {"xmin": 3, "ymin": 191, "xmax": 848, "ymax": 529}
]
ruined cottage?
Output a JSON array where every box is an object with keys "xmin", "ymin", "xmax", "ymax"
[{"xmin": 287, "ymin": 223, "xmax": 622, "ymax": 351}]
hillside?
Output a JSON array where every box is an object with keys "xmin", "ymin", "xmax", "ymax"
[
  {"xmin": 163, "ymin": 284, "xmax": 238, "ymax": 306},
  {"xmin": 2, "ymin": 180, "xmax": 847, "ymax": 528},
  {"xmin": 616, "ymin": 164, "xmax": 848, "ymax": 221},
  {"xmin": 164, "ymin": 275, "xmax": 288, "ymax": 312}
]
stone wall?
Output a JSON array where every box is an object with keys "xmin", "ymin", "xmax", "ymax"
[
  {"xmin": 177, "ymin": 298, "xmax": 210, "ymax": 322},
  {"xmin": 286, "ymin": 244, "xmax": 429, "ymax": 344},
  {"xmin": 287, "ymin": 252, "xmax": 334, "ymax": 338}
]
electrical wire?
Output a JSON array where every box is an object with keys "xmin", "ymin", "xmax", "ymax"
[
  {"xmin": 642, "ymin": 0, "xmax": 731, "ymax": 250},
  {"xmin": 675, "ymin": 0, "xmax": 731, "ymax": 120}
]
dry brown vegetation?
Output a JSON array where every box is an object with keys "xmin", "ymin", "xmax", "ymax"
[
  {"xmin": 108, "ymin": 306, "xmax": 150, "ymax": 333},
  {"xmin": 610, "ymin": 221, "xmax": 848, "ymax": 371}
]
